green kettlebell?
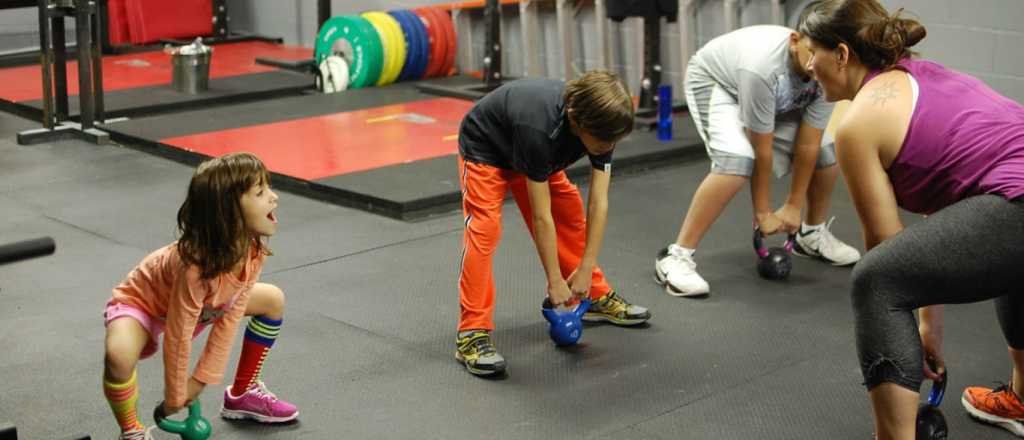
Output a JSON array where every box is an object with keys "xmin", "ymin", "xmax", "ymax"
[{"xmin": 154, "ymin": 400, "xmax": 212, "ymax": 440}]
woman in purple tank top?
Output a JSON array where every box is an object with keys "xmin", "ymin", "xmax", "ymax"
[{"xmin": 798, "ymin": 1, "xmax": 1024, "ymax": 438}]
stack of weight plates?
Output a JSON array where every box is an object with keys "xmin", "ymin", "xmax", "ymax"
[
  {"xmin": 313, "ymin": 7, "xmax": 457, "ymax": 91},
  {"xmin": 388, "ymin": 9, "xmax": 430, "ymax": 82},
  {"xmin": 414, "ymin": 7, "xmax": 457, "ymax": 78}
]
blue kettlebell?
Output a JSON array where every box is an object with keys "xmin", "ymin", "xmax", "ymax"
[
  {"xmin": 916, "ymin": 361, "xmax": 948, "ymax": 440},
  {"xmin": 752, "ymin": 226, "xmax": 797, "ymax": 280},
  {"xmin": 541, "ymin": 297, "xmax": 591, "ymax": 346},
  {"xmin": 154, "ymin": 400, "xmax": 212, "ymax": 440}
]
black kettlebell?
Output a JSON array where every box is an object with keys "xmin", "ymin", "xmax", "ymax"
[
  {"xmin": 752, "ymin": 226, "xmax": 796, "ymax": 280},
  {"xmin": 916, "ymin": 362, "xmax": 948, "ymax": 440}
]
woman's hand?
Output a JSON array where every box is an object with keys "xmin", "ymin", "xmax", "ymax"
[{"xmin": 919, "ymin": 319, "xmax": 945, "ymax": 382}]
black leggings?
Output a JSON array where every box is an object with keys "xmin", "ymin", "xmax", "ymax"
[{"xmin": 852, "ymin": 195, "xmax": 1024, "ymax": 391}]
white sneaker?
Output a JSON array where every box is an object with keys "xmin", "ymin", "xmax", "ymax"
[
  {"xmin": 655, "ymin": 244, "xmax": 710, "ymax": 297},
  {"xmin": 119, "ymin": 426, "xmax": 156, "ymax": 440},
  {"xmin": 793, "ymin": 217, "xmax": 861, "ymax": 266}
]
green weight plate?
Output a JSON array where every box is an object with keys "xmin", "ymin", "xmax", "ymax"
[{"xmin": 315, "ymin": 15, "xmax": 383, "ymax": 89}]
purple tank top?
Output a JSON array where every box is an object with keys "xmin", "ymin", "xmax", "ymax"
[{"xmin": 863, "ymin": 59, "xmax": 1024, "ymax": 214}]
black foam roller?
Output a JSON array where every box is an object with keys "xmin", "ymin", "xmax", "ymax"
[{"xmin": 0, "ymin": 237, "xmax": 56, "ymax": 265}]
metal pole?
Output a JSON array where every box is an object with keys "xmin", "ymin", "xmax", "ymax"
[
  {"xmin": 317, "ymin": 0, "xmax": 330, "ymax": 31},
  {"xmin": 212, "ymin": 0, "xmax": 227, "ymax": 37},
  {"xmin": 637, "ymin": 15, "xmax": 661, "ymax": 112},
  {"xmin": 91, "ymin": 0, "xmax": 104, "ymax": 121},
  {"xmin": 771, "ymin": 0, "xmax": 783, "ymax": 25},
  {"xmin": 678, "ymin": 0, "xmax": 696, "ymax": 93},
  {"xmin": 519, "ymin": 0, "xmax": 541, "ymax": 77},
  {"xmin": 75, "ymin": 0, "xmax": 95, "ymax": 129},
  {"xmin": 483, "ymin": 0, "xmax": 502, "ymax": 85},
  {"xmin": 724, "ymin": 0, "xmax": 738, "ymax": 32},
  {"xmin": 555, "ymin": 0, "xmax": 574, "ymax": 80},
  {"xmin": 98, "ymin": 0, "xmax": 110, "ymax": 52},
  {"xmin": 37, "ymin": 0, "xmax": 54, "ymax": 129},
  {"xmin": 593, "ymin": 0, "xmax": 610, "ymax": 70},
  {"xmin": 52, "ymin": 6, "xmax": 69, "ymax": 122}
]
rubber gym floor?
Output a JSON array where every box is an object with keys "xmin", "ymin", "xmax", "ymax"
[{"xmin": 0, "ymin": 109, "xmax": 1016, "ymax": 439}]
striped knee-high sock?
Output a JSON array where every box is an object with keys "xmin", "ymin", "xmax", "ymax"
[
  {"xmin": 103, "ymin": 369, "xmax": 143, "ymax": 432},
  {"xmin": 231, "ymin": 315, "xmax": 282, "ymax": 394}
]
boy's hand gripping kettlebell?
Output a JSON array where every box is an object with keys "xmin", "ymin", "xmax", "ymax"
[
  {"xmin": 753, "ymin": 226, "xmax": 796, "ymax": 280},
  {"xmin": 541, "ymin": 297, "xmax": 592, "ymax": 346}
]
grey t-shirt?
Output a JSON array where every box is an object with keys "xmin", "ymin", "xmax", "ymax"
[{"xmin": 690, "ymin": 25, "xmax": 833, "ymax": 133}]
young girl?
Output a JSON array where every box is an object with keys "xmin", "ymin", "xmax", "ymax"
[{"xmin": 102, "ymin": 152, "xmax": 297, "ymax": 440}]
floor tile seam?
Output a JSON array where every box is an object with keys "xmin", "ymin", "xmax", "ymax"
[
  {"xmin": 33, "ymin": 213, "xmax": 129, "ymax": 247},
  {"xmin": 264, "ymin": 227, "xmax": 463, "ymax": 275}
]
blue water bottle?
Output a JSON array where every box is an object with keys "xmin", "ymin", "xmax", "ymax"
[{"xmin": 657, "ymin": 84, "xmax": 673, "ymax": 141}]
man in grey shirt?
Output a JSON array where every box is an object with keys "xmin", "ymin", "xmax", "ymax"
[{"xmin": 655, "ymin": 21, "xmax": 861, "ymax": 297}]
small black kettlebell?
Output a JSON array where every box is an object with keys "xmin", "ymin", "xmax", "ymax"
[
  {"xmin": 752, "ymin": 226, "xmax": 796, "ymax": 280},
  {"xmin": 916, "ymin": 362, "xmax": 948, "ymax": 440}
]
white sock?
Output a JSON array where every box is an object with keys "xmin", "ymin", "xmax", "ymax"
[
  {"xmin": 801, "ymin": 222, "xmax": 824, "ymax": 234},
  {"xmin": 670, "ymin": 243, "xmax": 696, "ymax": 256}
]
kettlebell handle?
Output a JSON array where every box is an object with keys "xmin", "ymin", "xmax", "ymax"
[
  {"xmin": 154, "ymin": 400, "xmax": 202, "ymax": 433},
  {"xmin": 926, "ymin": 360, "xmax": 948, "ymax": 407},
  {"xmin": 574, "ymin": 298, "xmax": 592, "ymax": 319},
  {"xmin": 542, "ymin": 297, "xmax": 592, "ymax": 321},
  {"xmin": 752, "ymin": 225, "xmax": 797, "ymax": 257}
]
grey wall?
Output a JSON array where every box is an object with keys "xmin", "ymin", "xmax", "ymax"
[
  {"xmin": 1, "ymin": 1, "xmax": 1022, "ymax": 101},
  {"xmin": 0, "ymin": 7, "xmax": 72, "ymax": 53},
  {"xmin": 880, "ymin": 0, "xmax": 1024, "ymax": 102}
]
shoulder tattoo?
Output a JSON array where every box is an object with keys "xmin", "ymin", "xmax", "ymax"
[{"xmin": 869, "ymin": 80, "xmax": 898, "ymax": 107}]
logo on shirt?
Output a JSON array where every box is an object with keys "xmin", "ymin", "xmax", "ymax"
[
  {"xmin": 604, "ymin": 163, "xmax": 611, "ymax": 173},
  {"xmin": 774, "ymin": 74, "xmax": 819, "ymax": 113}
]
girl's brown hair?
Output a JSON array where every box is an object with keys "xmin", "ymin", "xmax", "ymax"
[
  {"xmin": 563, "ymin": 70, "xmax": 635, "ymax": 142},
  {"xmin": 798, "ymin": 0, "xmax": 927, "ymax": 70},
  {"xmin": 176, "ymin": 152, "xmax": 271, "ymax": 279}
]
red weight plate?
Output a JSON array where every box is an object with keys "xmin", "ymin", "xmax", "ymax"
[
  {"xmin": 415, "ymin": 8, "xmax": 445, "ymax": 78},
  {"xmin": 432, "ymin": 8, "xmax": 457, "ymax": 77}
]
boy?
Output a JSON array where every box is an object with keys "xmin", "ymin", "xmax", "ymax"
[{"xmin": 455, "ymin": 70, "xmax": 651, "ymax": 377}]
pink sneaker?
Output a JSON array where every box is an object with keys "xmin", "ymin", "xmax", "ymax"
[{"xmin": 221, "ymin": 381, "xmax": 299, "ymax": 423}]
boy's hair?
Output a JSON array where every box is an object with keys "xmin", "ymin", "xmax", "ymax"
[
  {"xmin": 563, "ymin": 70, "xmax": 635, "ymax": 142},
  {"xmin": 798, "ymin": 0, "xmax": 926, "ymax": 70},
  {"xmin": 176, "ymin": 152, "xmax": 271, "ymax": 279}
]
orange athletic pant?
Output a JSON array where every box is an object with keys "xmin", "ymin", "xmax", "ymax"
[{"xmin": 457, "ymin": 156, "xmax": 613, "ymax": 331}]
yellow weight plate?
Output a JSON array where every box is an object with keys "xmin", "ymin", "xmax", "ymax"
[{"xmin": 362, "ymin": 12, "xmax": 406, "ymax": 86}]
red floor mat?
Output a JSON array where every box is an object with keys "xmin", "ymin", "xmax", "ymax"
[
  {"xmin": 0, "ymin": 41, "xmax": 312, "ymax": 103},
  {"xmin": 161, "ymin": 98, "xmax": 475, "ymax": 180}
]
